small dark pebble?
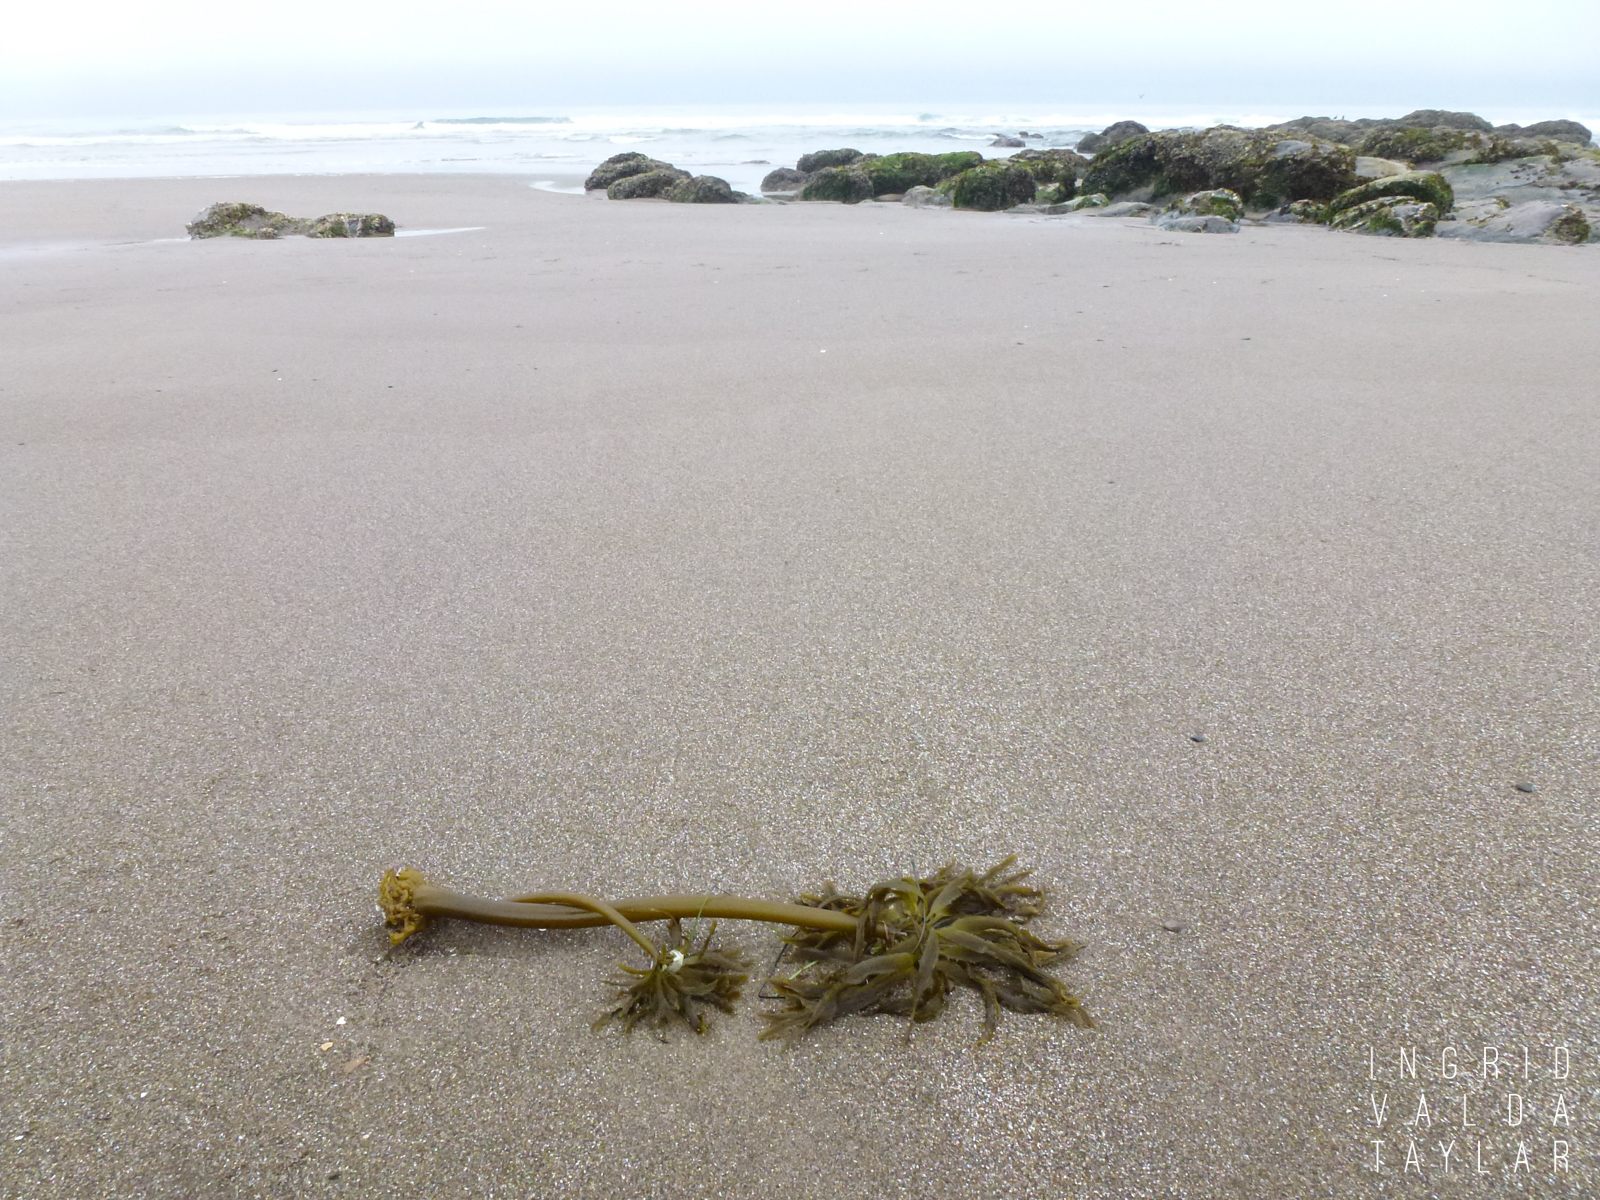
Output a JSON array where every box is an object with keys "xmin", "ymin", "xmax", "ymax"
[
  {"xmin": 1513, "ymin": 781, "xmax": 1537, "ymax": 794},
  {"xmin": 327, "ymin": 1171, "xmax": 340, "ymax": 1180},
  {"xmin": 1189, "ymin": 733, "xmax": 1206, "ymax": 743},
  {"xmin": 1161, "ymin": 921, "xmax": 1186, "ymax": 933}
]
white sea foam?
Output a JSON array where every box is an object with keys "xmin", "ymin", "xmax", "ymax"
[{"xmin": 2, "ymin": 105, "xmax": 1594, "ymax": 194}]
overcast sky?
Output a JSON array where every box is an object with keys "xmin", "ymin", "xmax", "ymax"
[{"xmin": 5, "ymin": 0, "xmax": 1597, "ymax": 120}]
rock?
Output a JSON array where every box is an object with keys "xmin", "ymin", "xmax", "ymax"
[
  {"xmin": 585, "ymin": 152, "xmax": 675, "ymax": 191},
  {"xmin": 1033, "ymin": 182, "xmax": 1070, "ymax": 205},
  {"xmin": 1044, "ymin": 193, "xmax": 1110, "ymax": 214},
  {"xmin": 1329, "ymin": 197, "xmax": 1440, "ymax": 237},
  {"xmin": 1265, "ymin": 199, "xmax": 1328, "ymax": 224},
  {"xmin": 1435, "ymin": 200, "xmax": 1592, "ymax": 244},
  {"xmin": 1081, "ymin": 127, "xmax": 1352, "ymax": 207},
  {"xmin": 1076, "ymin": 120, "xmax": 1150, "ymax": 155},
  {"xmin": 1513, "ymin": 781, "xmax": 1538, "ymax": 794},
  {"xmin": 799, "ymin": 166, "xmax": 874, "ymax": 204},
  {"xmin": 665, "ymin": 175, "xmax": 739, "ymax": 204},
  {"xmin": 1088, "ymin": 201, "xmax": 1159, "ymax": 218},
  {"xmin": 1153, "ymin": 213, "xmax": 1240, "ymax": 233},
  {"xmin": 1329, "ymin": 172, "xmax": 1454, "ymax": 215},
  {"xmin": 859, "ymin": 152, "xmax": 976, "ymax": 196},
  {"xmin": 186, "ymin": 202, "xmax": 306, "ymax": 239},
  {"xmin": 902, "ymin": 186, "xmax": 953, "ymax": 209},
  {"xmin": 759, "ymin": 167, "xmax": 810, "ymax": 194},
  {"xmin": 1511, "ymin": 119, "xmax": 1592, "ymax": 146},
  {"xmin": 1353, "ymin": 126, "xmax": 1494, "ymax": 164},
  {"xmin": 1165, "ymin": 188, "xmax": 1245, "ymax": 220},
  {"xmin": 949, "ymin": 163, "xmax": 1037, "ymax": 211},
  {"xmin": 1257, "ymin": 139, "xmax": 1357, "ymax": 205},
  {"xmin": 304, "ymin": 212, "xmax": 394, "ymax": 238},
  {"xmin": 1006, "ymin": 148, "xmax": 1090, "ymax": 188},
  {"xmin": 607, "ymin": 169, "xmax": 690, "ymax": 199},
  {"xmin": 990, "ymin": 135, "xmax": 1026, "ymax": 148},
  {"xmin": 1355, "ymin": 156, "xmax": 1410, "ymax": 179},
  {"xmin": 796, "ymin": 148, "xmax": 864, "ymax": 173},
  {"xmin": 1393, "ymin": 109, "xmax": 1493, "ymax": 132}
]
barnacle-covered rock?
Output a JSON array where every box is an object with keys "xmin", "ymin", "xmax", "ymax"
[
  {"xmin": 186, "ymin": 202, "xmax": 308, "ymax": 239},
  {"xmin": 759, "ymin": 167, "xmax": 810, "ymax": 194}
]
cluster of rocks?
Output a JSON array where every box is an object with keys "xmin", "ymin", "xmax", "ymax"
[
  {"xmin": 576, "ymin": 109, "xmax": 1595, "ymax": 246},
  {"xmin": 186, "ymin": 203, "xmax": 394, "ymax": 239},
  {"xmin": 1075, "ymin": 110, "xmax": 1595, "ymax": 244},
  {"xmin": 757, "ymin": 147, "xmax": 1092, "ymax": 212},
  {"xmin": 584, "ymin": 153, "xmax": 750, "ymax": 203}
]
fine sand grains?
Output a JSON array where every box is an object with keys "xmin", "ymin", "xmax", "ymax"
[{"xmin": 1, "ymin": 175, "xmax": 1597, "ymax": 1197}]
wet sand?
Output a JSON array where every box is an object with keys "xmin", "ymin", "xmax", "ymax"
[{"xmin": 1, "ymin": 174, "xmax": 1596, "ymax": 1198}]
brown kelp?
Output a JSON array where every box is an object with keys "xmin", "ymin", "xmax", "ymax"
[
  {"xmin": 377, "ymin": 857, "xmax": 1090, "ymax": 1043},
  {"xmin": 762, "ymin": 858, "xmax": 1092, "ymax": 1044}
]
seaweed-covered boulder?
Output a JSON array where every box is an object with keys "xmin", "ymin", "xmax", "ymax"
[
  {"xmin": 1265, "ymin": 199, "xmax": 1328, "ymax": 224},
  {"xmin": 800, "ymin": 166, "xmax": 874, "ymax": 204},
  {"xmin": 1033, "ymin": 182, "xmax": 1070, "ymax": 205},
  {"xmin": 305, "ymin": 212, "xmax": 395, "ymax": 238},
  {"xmin": 1329, "ymin": 197, "xmax": 1439, "ymax": 237},
  {"xmin": 949, "ymin": 163, "xmax": 1037, "ymax": 211},
  {"xmin": 859, "ymin": 152, "xmax": 941, "ymax": 195},
  {"xmin": 608, "ymin": 169, "xmax": 690, "ymax": 199},
  {"xmin": 1329, "ymin": 172, "xmax": 1454, "ymax": 216},
  {"xmin": 903, "ymin": 185, "xmax": 953, "ymax": 209},
  {"xmin": 585, "ymin": 152, "xmax": 676, "ymax": 191},
  {"xmin": 760, "ymin": 167, "xmax": 809, "ymax": 194},
  {"xmin": 1048, "ymin": 193, "xmax": 1109, "ymax": 213},
  {"xmin": 1436, "ymin": 201, "xmax": 1591, "ymax": 244},
  {"xmin": 796, "ymin": 148, "xmax": 864, "ymax": 173},
  {"xmin": 186, "ymin": 202, "xmax": 307, "ymax": 239},
  {"xmin": 665, "ymin": 175, "xmax": 739, "ymax": 204},
  {"xmin": 1076, "ymin": 120, "xmax": 1149, "ymax": 155},
  {"xmin": 1353, "ymin": 127, "xmax": 1484, "ymax": 163},
  {"xmin": 1254, "ymin": 139, "xmax": 1357, "ymax": 205},
  {"xmin": 1006, "ymin": 148, "xmax": 1089, "ymax": 188},
  {"xmin": 1166, "ymin": 188, "xmax": 1244, "ymax": 220}
]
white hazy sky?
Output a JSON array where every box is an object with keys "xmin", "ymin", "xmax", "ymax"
[{"xmin": 4, "ymin": 0, "xmax": 1597, "ymax": 119}]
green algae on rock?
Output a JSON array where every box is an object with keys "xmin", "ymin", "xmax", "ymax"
[
  {"xmin": 1006, "ymin": 148, "xmax": 1089, "ymax": 189},
  {"xmin": 305, "ymin": 212, "xmax": 395, "ymax": 238},
  {"xmin": 584, "ymin": 152, "xmax": 676, "ymax": 191},
  {"xmin": 950, "ymin": 163, "xmax": 1037, "ymax": 211},
  {"xmin": 187, "ymin": 203, "xmax": 394, "ymax": 239},
  {"xmin": 607, "ymin": 168, "xmax": 690, "ymax": 199},
  {"xmin": 800, "ymin": 165, "xmax": 875, "ymax": 204},
  {"xmin": 666, "ymin": 175, "xmax": 741, "ymax": 204},
  {"xmin": 1329, "ymin": 172, "xmax": 1454, "ymax": 216},
  {"xmin": 186, "ymin": 202, "xmax": 307, "ymax": 239},
  {"xmin": 1329, "ymin": 197, "xmax": 1440, "ymax": 237}
]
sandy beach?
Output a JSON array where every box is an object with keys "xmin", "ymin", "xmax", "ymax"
[{"xmin": 1, "ymin": 174, "xmax": 1596, "ymax": 1197}]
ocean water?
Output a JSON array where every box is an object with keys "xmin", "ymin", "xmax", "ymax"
[{"xmin": 4, "ymin": 106, "xmax": 1593, "ymax": 195}]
